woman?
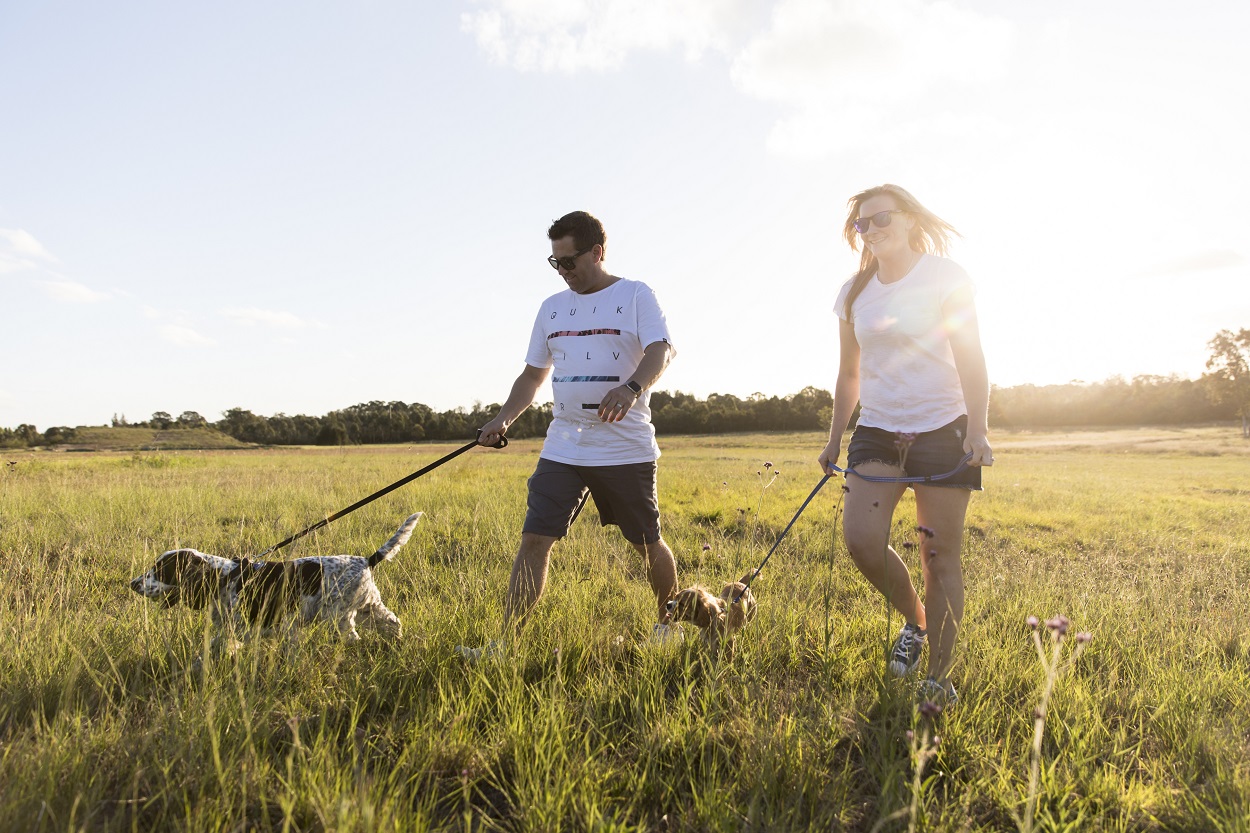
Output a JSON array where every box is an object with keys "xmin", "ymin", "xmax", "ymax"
[{"xmin": 817, "ymin": 184, "xmax": 992, "ymax": 704}]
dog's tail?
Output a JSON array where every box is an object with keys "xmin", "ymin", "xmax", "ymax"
[{"xmin": 369, "ymin": 512, "xmax": 424, "ymax": 568}]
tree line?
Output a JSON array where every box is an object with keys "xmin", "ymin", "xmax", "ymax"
[
  {"xmin": 5, "ymin": 329, "xmax": 1249, "ymax": 448},
  {"xmin": 1, "ymin": 375, "xmax": 1243, "ymax": 450}
]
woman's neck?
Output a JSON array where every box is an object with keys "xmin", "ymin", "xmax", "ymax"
[{"xmin": 876, "ymin": 248, "xmax": 922, "ymax": 284}]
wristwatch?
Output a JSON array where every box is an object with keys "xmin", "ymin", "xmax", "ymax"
[{"xmin": 624, "ymin": 380, "xmax": 643, "ymax": 395}]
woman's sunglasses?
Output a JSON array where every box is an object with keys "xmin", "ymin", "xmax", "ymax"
[
  {"xmin": 547, "ymin": 246, "xmax": 593, "ymax": 271},
  {"xmin": 853, "ymin": 209, "xmax": 907, "ymax": 234}
]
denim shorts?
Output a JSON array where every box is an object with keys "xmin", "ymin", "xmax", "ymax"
[
  {"xmin": 522, "ymin": 458, "xmax": 662, "ymax": 544},
  {"xmin": 846, "ymin": 415, "xmax": 982, "ymax": 490}
]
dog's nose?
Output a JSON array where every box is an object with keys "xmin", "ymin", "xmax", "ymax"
[
  {"xmin": 665, "ymin": 599, "xmax": 676, "ymax": 612},
  {"xmin": 129, "ymin": 577, "xmax": 143, "ymax": 593}
]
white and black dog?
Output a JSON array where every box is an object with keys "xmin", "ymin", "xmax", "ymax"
[{"xmin": 130, "ymin": 512, "xmax": 423, "ymax": 642}]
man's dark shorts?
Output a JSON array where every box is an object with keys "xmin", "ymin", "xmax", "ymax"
[
  {"xmin": 523, "ymin": 458, "xmax": 662, "ymax": 545},
  {"xmin": 846, "ymin": 414, "xmax": 982, "ymax": 490}
]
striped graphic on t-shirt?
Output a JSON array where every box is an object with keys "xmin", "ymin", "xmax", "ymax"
[
  {"xmin": 552, "ymin": 375, "xmax": 621, "ymax": 383},
  {"xmin": 548, "ymin": 328, "xmax": 622, "ymax": 339}
]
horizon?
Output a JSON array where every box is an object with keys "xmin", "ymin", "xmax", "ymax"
[
  {"xmin": 8, "ymin": 371, "xmax": 1215, "ymax": 432},
  {"xmin": 3, "ymin": 1, "xmax": 1247, "ymax": 431}
]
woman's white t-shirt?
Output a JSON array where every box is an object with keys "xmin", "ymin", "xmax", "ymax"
[
  {"xmin": 525, "ymin": 278, "xmax": 673, "ymax": 465},
  {"xmin": 834, "ymin": 254, "xmax": 973, "ymax": 433}
]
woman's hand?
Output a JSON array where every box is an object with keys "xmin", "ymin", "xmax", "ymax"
[
  {"xmin": 817, "ymin": 441, "xmax": 842, "ymax": 475},
  {"xmin": 964, "ymin": 432, "xmax": 994, "ymax": 467}
]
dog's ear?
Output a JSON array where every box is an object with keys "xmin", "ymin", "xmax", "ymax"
[
  {"xmin": 178, "ymin": 556, "xmax": 218, "ymax": 610},
  {"xmin": 694, "ymin": 592, "xmax": 723, "ymax": 629},
  {"xmin": 738, "ymin": 568, "xmax": 760, "ymax": 586}
]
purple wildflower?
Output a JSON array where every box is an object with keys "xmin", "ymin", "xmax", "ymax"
[
  {"xmin": 1027, "ymin": 615, "xmax": 1040, "ymax": 629},
  {"xmin": 916, "ymin": 525, "xmax": 935, "ymax": 539},
  {"xmin": 1075, "ymin": 632, "xmax": 1092, "ymax": 644},
  {"xmin": 1045, "ymin": 615, "xmax": 1070, "ymax": 637},
  {"xmin": 764, "ymin": 461, "xmax": 773, "ymax": 469},
  {"xmin": 702, "ymin": 543, "xmax": 712, "ymax": 551},
  {"xmin": 918, "ymin": 700, "xmax": 943, "ymax": 719}
]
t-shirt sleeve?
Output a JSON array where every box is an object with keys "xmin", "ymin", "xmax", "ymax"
[
  {"xmin": 834, "ymin": 277, "xmax": 855, "ymax": 322},
  {"xmin": 524, "ymin": 309, "xmax": 553, "ymax": 369},
  {"xmin": 937, "ymin": 260, "xmax": 974, "ymax": 305},
  {"xmin": 635, "ymin": 283, "xmax": 674, "ymax": 354}
]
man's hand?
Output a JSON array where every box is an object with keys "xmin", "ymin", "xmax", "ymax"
[
  {"xmin": 478, "ymin": 416, "xmax": 509, "ymax": 447},
  {"xmin": 597, "ymin": 384, "xmax": 639, "ymax": 423}
]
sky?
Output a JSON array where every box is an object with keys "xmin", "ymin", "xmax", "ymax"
[{"xmin": 3, "ymin": 0, "xmax": 1248, "ymax": 430}]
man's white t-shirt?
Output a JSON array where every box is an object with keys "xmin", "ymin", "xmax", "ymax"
[
  {"xmin": 834, "ymin": 254, "xmax": 973, "ymax": 433},
  {"xmin": 525, "ymin": 278, "xmax": 673, "ymax": 465}
]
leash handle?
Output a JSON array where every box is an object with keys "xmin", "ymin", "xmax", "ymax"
[{"xmin": 256, "ymin": 430, "xmax": 507, "ymax": 558}]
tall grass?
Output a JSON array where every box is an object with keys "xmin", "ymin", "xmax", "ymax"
[{"xmin": 1, "ymin": 428, "xmax": 1248, "ymax": 831}]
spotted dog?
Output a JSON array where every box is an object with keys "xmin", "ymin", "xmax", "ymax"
[
  {"xmin": 663, "ymin": 569, "xmax": 759, "ymax": 653},
  {"xmin": 130, "ymin": 512, "xmax": 423, "ymax": 643}
]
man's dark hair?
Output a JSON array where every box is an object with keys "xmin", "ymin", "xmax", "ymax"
[{"xmin": 548, "ymin": 211, "xmax": 607, "ymax": 255}]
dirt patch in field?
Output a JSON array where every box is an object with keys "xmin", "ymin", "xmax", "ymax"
[{"xmin": 995, "ymin": 425, "xmax": 1250, "ymax": 455}]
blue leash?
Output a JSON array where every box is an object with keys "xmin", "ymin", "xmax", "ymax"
[
  {"xmin": 824, "ymin": 451, "xmax": 974, "ymax": 484},
  {"xmin": 730, "ymin": 452, "xmax": 974, "ymax": 603}
]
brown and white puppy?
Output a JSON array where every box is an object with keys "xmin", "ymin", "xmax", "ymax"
[
  {"xmin": 664, "ymin": 569, "xmax": 759, "ymax": 652},
  {"xmin": 130, "ymin": 512, "xmax": 422, "ymax": 643}
]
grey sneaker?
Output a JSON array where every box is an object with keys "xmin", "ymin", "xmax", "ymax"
[
  {"xmin": 887, "ymin": 623, "xmax": 927, "ymax": 677},
  {"xmin": 650, "ymin": 622, "xmax": 685, "ymax": 646},
  {"xmin": 918, "ymin": 676, "xmax": 958, "ymax": 707},
  {"xmin": 454, "ymin": 640, "xmax": 504, "ymax": 663}
]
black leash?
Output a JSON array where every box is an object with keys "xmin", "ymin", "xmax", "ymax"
[
  {"xmin": 730, "ymin": 453, "xmax": 976, "ymax": 603},
  {"xmin": 255, "ymin": 432, "xmax": 507, "ymax": 558},
  {"xmin": 732, "ymin": 474, "xmax": 832, "ymax": 603}
]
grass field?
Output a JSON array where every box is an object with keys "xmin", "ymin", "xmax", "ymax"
[{"xmin": 2, "ymin": 427, "xmax": 1248, "ymax": 832}]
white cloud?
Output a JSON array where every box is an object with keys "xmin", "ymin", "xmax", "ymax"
[
  {"xmin": 730, "ymin": 0, "xmax": 1015, "ymax": 158},
  {"xmin": 0, "ymin": 228, "xmax": 58, "ymax": 274},
  {"xmin": 159, "ymin": 324, "xmax": 216, "ymax": 347},
  {"xmin": 221, "ymin": 307, "xmax": 317, "ymax": 329},
  {"xmin": 461, "ymin": 0, "xmax": 1015, "ymax": 157},
  {"xmin": 460, "ymin": 0, "xmax": 749, "ymax": 72},
  {"xmin": 38, "ymin": 280, "xmax": 111, "ymax": 303}
]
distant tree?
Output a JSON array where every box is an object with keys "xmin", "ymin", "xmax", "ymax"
[
  {"xmin": 111, "ymin": 413, "xmax": 129, "ymax": 427},
  {"xmin": 16, "ymin": 424, "xmax": 40, "ymax": 445},
  {"xmin": 1203, "ymin": 328, "xmax": 1250, "ymax": 438},
  {"xmin": 43, "ymin": 426, "xmax": 76, "ymax": 445},
  {"xmin": 177, "ymin": 411, "xmax": 207, "ymax": 428},
  {"xmin": 316, "ymin": 423, "xmax": 349, "ymax": 446},
  {"xmin": 216, "ymin": 408, "xmax": 272, "ymax": 444},
  {"xmin": 150, "ymin": 411, "xmax": 173, "ymax": 430}
]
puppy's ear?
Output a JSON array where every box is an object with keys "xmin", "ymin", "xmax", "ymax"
[
  {"xmin": 738, "ymin": 568, "xmax": 760, "ymax": 586},
  {"xmin": 694, "ymin": 592, "xmax": 723, "ymax": 629}
]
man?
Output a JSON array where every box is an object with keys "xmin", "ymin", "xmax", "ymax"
[{"xmin": 462, "ymin": 210, "xmax": 679, "ymax": 657}]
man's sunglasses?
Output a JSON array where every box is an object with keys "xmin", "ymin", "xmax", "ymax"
[
  {"xmin": 853, "ymin": 209, "xmax": 907, "ymax": 234},
  {"xmin": 547, "ymin": 246, "xmax": 594, "ymax": 271}
]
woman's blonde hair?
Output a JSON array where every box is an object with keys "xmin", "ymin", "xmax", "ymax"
[{"xmin": 840, "ymin": 184, "xmax": 960, "ymax": 322}]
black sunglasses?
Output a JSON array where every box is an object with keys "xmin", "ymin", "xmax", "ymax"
[
  {"xmin": 853, "ymin": 209, "xmax": 907, "ymax": 234},
  {"xmin": 547, "ymin": 246, "xmax": 594, "ymax": 271}
]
